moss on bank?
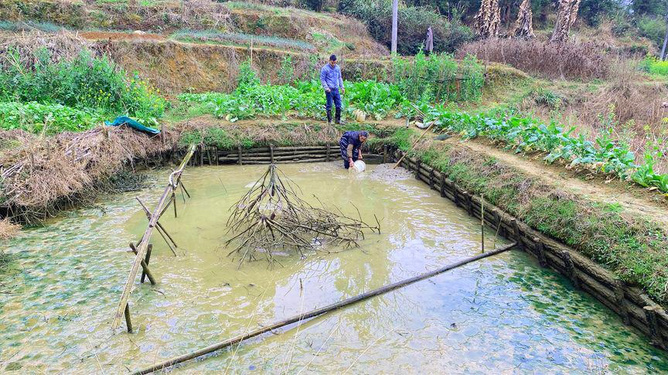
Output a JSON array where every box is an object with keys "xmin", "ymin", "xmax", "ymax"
[{"xmin": 375, "ymin": 133, "xmax": 668, "ymax": 305}]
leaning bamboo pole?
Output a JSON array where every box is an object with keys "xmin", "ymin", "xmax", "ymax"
[
  {"xmin": 392, "ymin": 123, "xmax": 434, "ymax": 169},
  {"xmin": 133, "ymin": 242, "xmax": 516, "ymax": 374},
  {"xmin": 111, "ymin": 145, "xmax": 196, "ymax": 330}
]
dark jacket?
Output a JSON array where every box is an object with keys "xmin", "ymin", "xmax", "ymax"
[{"xmin": 339, "ymin": 131, "xmax": 363, "ymax": 158}]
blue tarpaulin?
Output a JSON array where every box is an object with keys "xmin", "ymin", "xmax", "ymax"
[{"xmin": 105, "ymin": 116, "xmax": 160, "ymax": 135}]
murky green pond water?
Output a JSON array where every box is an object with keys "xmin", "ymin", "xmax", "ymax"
[{"xmin": 2, "ymin": 163, "xmax": 667, "ymax": 374}]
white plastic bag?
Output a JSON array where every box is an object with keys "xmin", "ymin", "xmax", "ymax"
[{"xmin": 352, "ymin": 160, "xmax": 366, "ymax": 172}]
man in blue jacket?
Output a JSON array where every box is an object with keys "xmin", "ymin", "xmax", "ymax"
[
  {"xmin": 339, "ymin": 130, "xmax": 368, "ymax": 169},
  {"xmin": 320, "ymin": 54, "xmax": 345, "ymax": 124}
]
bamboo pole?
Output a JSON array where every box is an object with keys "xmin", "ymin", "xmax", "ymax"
[
  {"xmin": 132, "ymin": 242, "xmax": 516, "ymax": 374},
  {"xmin": 111, "ymin": 145, "xmax": 196, "ymax": 331},
  {"xmin": 128, "ymin": 243, "xmax": 156, "ymax": 286},
  {"xmin": 392, "ymin": 122, "xmax": 434, "ymax": 169},
  {"xmin": 481, "ymin": 195, "xmax": 485, "ymax": 253},
  {"xmin": 136, "ymin": 197, "xmax": 178, "ymax": 256}
]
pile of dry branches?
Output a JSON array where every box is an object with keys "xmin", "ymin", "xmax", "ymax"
[{"xmin": 226, "ymin": 165, "xmax": 380, "ymax": 265}]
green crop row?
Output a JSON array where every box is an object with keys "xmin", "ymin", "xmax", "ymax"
[
  {"xmin": 406, "ymin": 102, "xmax": 668, "ymax": 193},
  {"xmin": 178, "ymin": 79, "xmax": 404, "ymax": 122},
  {"xmin": 0, "ymin": 102, "xmax": 105, "ymax": 134},
  {"xmin": 178, "ymin": 61, "xmax": 406, "ymax": 122}
]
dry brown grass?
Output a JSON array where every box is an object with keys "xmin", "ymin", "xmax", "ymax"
[
  {"xmin": 0, "ymin": 30, "xmax": 90, "ymax": 69},
  {"xmin": 0, "ymin": 218, "xmax": 20, "ymax": 241},
  {"xmin": 458, "ymin": 38, "xmax": 613, "ymax": 80},
  {"xmin": 0, "ymin": 125, "xmax": 179, "ymax": 222}
]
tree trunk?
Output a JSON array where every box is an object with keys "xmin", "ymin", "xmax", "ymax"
[
  {"xmin": 661, "ymin": 14, "xmax": 668, "ymax": 60},
  {"xmin": 391, "ymin": 0, "xmax": 398, "ymax": 54},
  {"xmin": 474, "ymin": 0, "xmax": 501, "ymax": 38},
  {"xmin": 550, "ymin": 0, "xmax": 582, "ymax": 43},
  {"xmin": 512, "ymin": 0, "xmax": 535, "ymax": 38}
]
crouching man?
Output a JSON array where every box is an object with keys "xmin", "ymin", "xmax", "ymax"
[{"xmin": 339, "ymin": 130, "xmax": 368, "ymax": 169}]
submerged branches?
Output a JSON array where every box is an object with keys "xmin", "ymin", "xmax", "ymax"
[{"xmin": 225, "ymin": 165, "xmax": 380, "ymax": 265}]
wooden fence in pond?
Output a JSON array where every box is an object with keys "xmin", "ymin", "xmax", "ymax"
[
  {"xmin": 184, "ymin": 144, "xmax": 391, "ymax": 166},
  {"xmin": 394, "ymin": 150, "xmax": 668, "ymax": 351}
]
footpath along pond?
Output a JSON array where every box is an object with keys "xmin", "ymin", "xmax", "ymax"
[{"xmin": 1, "ymin": 163, "xmax": 667, "ymax": 373}]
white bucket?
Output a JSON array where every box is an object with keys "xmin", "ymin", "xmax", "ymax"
[{"xmin": 352, "ymin": 160, "xmax": 366, "ymax": 172}]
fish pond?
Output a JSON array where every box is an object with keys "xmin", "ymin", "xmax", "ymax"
[{"xmin": 1, "ymin": 163, "xmax": 667, "ymax": 373}]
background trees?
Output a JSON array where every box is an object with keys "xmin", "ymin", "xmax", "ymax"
[{"xmin": 303, "ymin": 0, "xmax": 668, "ymax": 54}]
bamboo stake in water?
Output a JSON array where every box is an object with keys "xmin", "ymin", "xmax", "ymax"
[
  {"xmin": 481, "ymin": 194, "xmax": 485, "ymax": 253},
  {"xmin": 392, "ymin": 122, "xmax": 434, "ymax": 169},
  {"xmin": 111, "ymin": 145, "xmax": 196, "ymax": 330}
]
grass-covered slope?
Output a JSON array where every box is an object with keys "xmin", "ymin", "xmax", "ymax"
[{"xmin": 0, "ymin": 0, "xmax": 387, "ymax": 57}]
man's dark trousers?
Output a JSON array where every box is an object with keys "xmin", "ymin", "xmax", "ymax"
[{"xmin": 326, "ymin": 88, "xmax": 342, "ymax": 123}]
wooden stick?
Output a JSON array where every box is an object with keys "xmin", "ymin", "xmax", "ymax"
[
  {"xmin": 481, "ymin": 194, "xmax": 485, "ymax": 253},
  {"xmin": 136, "ymin": 198, "xmax": 178, "ymax": 255},
  {"xmin": 129, "ymin": 243, "xmax": 157, "ymax": 285},
  {"xmin": 172, "ymin": 192, "xmax": 177, "ymax": 218},
  {"xmin": 392, "ymin": 122, "xmax": 434, "ymax": 169},
  {"xmin": 132, "ymin": 242, "xmax": 516, "ymax": 374},
  {"xmin": 141, "ymin": 244, "xmax": 153, "ymax": 284},
  {"xmin": 180, "ymin": 181, "xmax": 191, "ymax": 199},
  {"xmin": 124, "ymin": 303, "xmax": 133, "ymax": 334},
  {"xmin": 111, "ymin": 145, "xmax": 196, "ymax": 330}
]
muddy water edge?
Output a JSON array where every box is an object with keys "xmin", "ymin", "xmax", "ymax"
[{"xmin": 1, "ymin": 163, "xmax": 667, "ymax": 373}]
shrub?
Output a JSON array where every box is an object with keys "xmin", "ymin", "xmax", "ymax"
[
  {"xmin": 393, "ymin": 51, "xmax": 484, "ymax": 102},
  {"xmin": 641, "ymin": 56, "xmax": 668, "ymax": 75},
  {"xmin": 301, "ymin": 0, "xmax": 324, "ymax": 11},
  {"xmin": 458, "ymin": 39, "xmax": 613, "ymax": 80},
  {"xmin": 637, "ymin": 15, "xmax": 667, "ymax": 52},
  {"xmin": 0, "ymin": 48, "xmax": 166, "ymax": 122}
]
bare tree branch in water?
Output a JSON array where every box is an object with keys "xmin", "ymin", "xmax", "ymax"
[{"xmin": 226, "ymin": 165, "xmax": 380, "ymax": 266}]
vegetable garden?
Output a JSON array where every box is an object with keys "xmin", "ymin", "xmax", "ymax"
[
  {"xmin": 0, "ymin": 46, "xmax": 665, "ymax": 194},
  {"xmin": 0, "ymin": 48, "xmax": 166, "ymax": 134}
]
